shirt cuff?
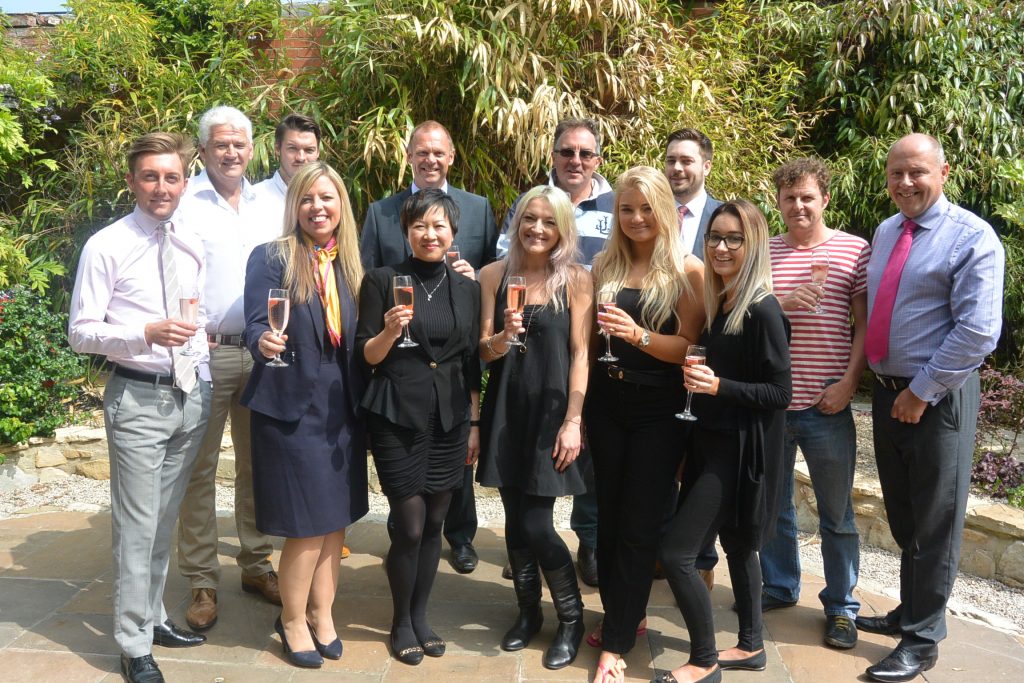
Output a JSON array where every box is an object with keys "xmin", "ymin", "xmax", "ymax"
[
  {"xmin": 125, "ymin": 325, "xmax": 152, "ymax": 356},
  {"xmin": 909, "ymin": 372, "xmax": 948, "ymax": 405}
]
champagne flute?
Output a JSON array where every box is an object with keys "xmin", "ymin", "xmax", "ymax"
[
  {"xmin": 267, "ymin": 288, "xmax": 290, "ymax": 367},
  {"xmin": 810, "ymin": 249, "xmax": 829, "ymax": 314},
  {"xmin": 506, "ymin": 276, "xmax": 527, "ymax": 347},
  {"xmin": 446, "ymin": 246, "xmax": 461, "ymax": 266},
  {"xmin": 676, "ymin": 344, "xmax": 706, "ymax": 421},
  {"xmin": 597, "ymin": 289, "xmax": 619, "ymax": 363},
  {"xmin": 393, "ymin": 275, "xmax": 418, "ymax": 348},
  {"xmin": 178, "ymin": 289, "xmax": 200, "ymax": 357}
]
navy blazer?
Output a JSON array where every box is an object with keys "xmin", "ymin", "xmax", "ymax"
[
  {"xmin": 240, "ymin": 242, "xmax": 365, "ymax": 424},
  {"xmin": 359, "ymin": 186, "xmax": 499, "ymax": 270},
  {"xmin": 355, "ymin": 260, "xmax": 481, "ymax": 432},
  {"xmin": 690, "ymin": 195, "xmax": 724, "ymax": 261}
]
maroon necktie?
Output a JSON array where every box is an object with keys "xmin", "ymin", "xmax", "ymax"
[{"xmin": 865, "ymin": 219, "xmax": 916, "ymax": 363}]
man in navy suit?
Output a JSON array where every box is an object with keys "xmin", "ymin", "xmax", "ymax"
[
  {"xmin": 664, "ymin": 128, "xmax": 722, "ymax": 260},
  {"xmin": 359, "ymin": 120, "xmax": 498, "ymax": 574},
  {"xmin": 360, "ymin": 121, "xmax": 498, "ymax": 272}
]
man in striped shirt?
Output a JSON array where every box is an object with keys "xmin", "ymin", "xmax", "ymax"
[{"xmin": 759, "ymin": 157, "xmax": 870, "ymax": 650}]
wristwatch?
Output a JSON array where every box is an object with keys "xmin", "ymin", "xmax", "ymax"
[{"xmin": 637, "ymin": 329, "xmax": 651, "ymax": 348}]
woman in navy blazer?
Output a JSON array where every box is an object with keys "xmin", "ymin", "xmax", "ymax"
[
  {"xmin": 356, "ymin": 189, "xmax": 481, "ymax": 665},
  {"xmin": 242, "ymin": 162, "xmax": 366, "ymax": 669}
]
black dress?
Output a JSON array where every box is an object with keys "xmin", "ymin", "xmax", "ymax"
[{"xmin": 477, "ymin": 284, "xmax": 587, "ymax": 497}]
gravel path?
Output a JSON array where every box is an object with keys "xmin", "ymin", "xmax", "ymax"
[{"xmin": 2, "ymin": 472, "xmax": 1022, "ymax": 635}]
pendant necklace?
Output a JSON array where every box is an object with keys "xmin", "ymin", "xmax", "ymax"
[
  {"xmin": 518, "ymin": 306, "xmax": 534, "ymax": 353},
  {"xmin": 414, "ymin": 269, "xmax": 447, "ymax": 301}
]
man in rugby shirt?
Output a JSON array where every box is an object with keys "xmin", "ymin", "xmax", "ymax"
[{"xmin": 760, "ymin": 157, "xmax": 870, "ymax": 649}]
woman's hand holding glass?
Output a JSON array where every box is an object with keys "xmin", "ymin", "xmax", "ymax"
[
  {"xmin": 258, "ymin": 330, "xmax": 288, "ymax": 360},
  {"xmin": 682, "ymin": 362, "xmax": 719, "ymax": 396},
  {"xmin": 383, "ymin": 304, "xmax": 415, "ymax": 342},
  {"xmin": 502, "ymin": 305, "xmax": 525, "ymax": 344},
  {"xmin": 598, "ymin": 303, "xmax": 640, "ymax": 343}
]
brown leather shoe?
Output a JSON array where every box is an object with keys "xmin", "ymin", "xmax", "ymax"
[
  {"xmin": 341, "ymin": 545, "xmax": 351, "ymax": 559},
  {"xmin": 699, "ymin": 568, "xmax": 714, "ymax": 592},
  {"xmin": 186, "ymin": 588, "xmax": 217, "ymax": 631},
  {"xmin": 242, "ymin": 570, "xmax": 282, "ymax": 605}
]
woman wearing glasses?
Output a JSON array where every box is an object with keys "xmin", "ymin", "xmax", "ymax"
[
  {"xmin": 656, "ymin": 200, "xmax": 791, "ymax": 683},
  {"xmin": 585, "ymin": 167, "xmax": 705, "ymax": 683}
]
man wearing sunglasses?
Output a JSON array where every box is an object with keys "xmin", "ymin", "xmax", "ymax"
[{"xmin": 496, "ymin": 118, "xmax": 614, "ymax": 269}]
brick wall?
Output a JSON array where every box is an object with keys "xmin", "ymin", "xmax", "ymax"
[{"xmin": 3, "ymin": 13, "xmax": 65, "ymax": 52}]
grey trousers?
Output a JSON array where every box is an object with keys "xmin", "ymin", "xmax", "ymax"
[
  {"xmin": 105, "ymin": 373, "xmax": 211, "ymax": 657},
  {"xmin": 871, "ymin": 371, "xmax": 979, "ymax": 657}
]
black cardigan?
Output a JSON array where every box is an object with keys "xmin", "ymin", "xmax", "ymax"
[{"xmin": 356, "ymin": 259, "xmax": 481, "ymax": 432}]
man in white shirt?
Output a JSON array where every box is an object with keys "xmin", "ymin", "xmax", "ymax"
[
  {"xmin": 252, "ymin": 112, "xmax": 321, "ymax": 214},
  {"xmin": 176, "ymin": 106, "xmax": 282, "ymax": 631},
  {"xmin": 69, "ymin": 132, "xmax": 211, "ymax": 683},
  {"xmin": 664, "ymin": 128, "xmax": 722, "ymax": 259}
]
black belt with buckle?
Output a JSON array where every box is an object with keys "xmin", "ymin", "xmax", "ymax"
[
  {"xmin": 114, "ymin": 365, "xmax": 174, "ymax": 386},
  {"xmin": 208, "ymin": 333, "xmax": 245, "ymax": 347},
  {"xmin": 606, "ymin": 365, "xmax": 679, "ymax": 388},
  {"xmin": 875, "ymin": 374, "xmax": 911, "ymax": 391}
]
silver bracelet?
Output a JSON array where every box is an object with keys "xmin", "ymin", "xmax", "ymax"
[{"xmin": 485, "ymin": 333, "xmax": 509, "ymax": 357}]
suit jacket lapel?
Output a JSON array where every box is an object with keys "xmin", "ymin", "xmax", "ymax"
[{"xmin": 307, "ymin": 283, "xmax": 326, "ymax": 352}]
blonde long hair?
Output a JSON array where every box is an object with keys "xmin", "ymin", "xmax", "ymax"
[
  {"xmin": 269, "ymin": 162, "xmax": 364, "ymax": 304},
  {"xmin": 703, "ymin": 199, "xmax": 772, "ymax": 335},
  {"xmin": 504, "ymin": 185, "xmax": 580, "ymax": 312},
  {"xmin": 592, "ymin": 166, "xmax": 691, "ymax": 330}
]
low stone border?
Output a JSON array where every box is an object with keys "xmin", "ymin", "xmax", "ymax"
[{"xmin": 793, "ymin": 462, "xmax": 1024, "ymax": 588}]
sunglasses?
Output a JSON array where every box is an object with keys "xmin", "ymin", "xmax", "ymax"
[{"xmin": 554, "ymin": 148, "xmax": 599, "ymax": 161}]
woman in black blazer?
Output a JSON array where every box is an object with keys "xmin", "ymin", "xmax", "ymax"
[
  {"xmin": 356, "ymin": 188, "xmax": 481, "ymax": 666},
  {"xmin": 242, "ymin": 162, "xmax": 366, "ymax": 669}
]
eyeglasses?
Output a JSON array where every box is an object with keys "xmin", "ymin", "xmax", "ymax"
[
  {"xmin": 554, "ymin": 148, "xmax": 599, "ymax": 161},
  {"xmin": 706, "ymin": 233, "xmax": 745, "ymax": 250}
]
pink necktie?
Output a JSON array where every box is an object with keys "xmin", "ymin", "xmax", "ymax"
[
  {"xmin": 865, "ymin": 219, "xmax": 916, "ymax": 363},
  {"xmin": 678, "ymin": 205, "xmax": 689, "ymax": 229}
]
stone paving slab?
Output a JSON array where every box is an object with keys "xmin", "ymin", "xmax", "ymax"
[{"xmin": 0, "ymin": 511, "xmax": 1022, "ymax": 682}]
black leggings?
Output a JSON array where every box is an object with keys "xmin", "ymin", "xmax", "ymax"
[
  {"xmin": 662, "ymin": 428, "xmax": 763, "ymax": 667},
  {"xmin": 386, "ymin": 490, "xmax": 452, "ymax": 648},
  {"xmin": 499, "ymin": 487, "xmax": 571, "ymax": 570}
]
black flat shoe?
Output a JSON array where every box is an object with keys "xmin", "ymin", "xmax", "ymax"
[
  {"xmin": 152, "ymin": 620, "xmax": 206, "ymax": 648},
  {"xmin": 390, "ymin": 629, "xmax": 424, "ymax": 665},
  {"xmin": 120, "ymin": 653, "xmax": 164, "ymax": 683},
  {"xmin": 275, "ymin": 616, "xmax": 323, "ymax": 668},
  {"xmin": 420, "ymin": 635, "xmax": 446, "ymax": 657},
  {"xmin": 651, "ymin": 665, "xmax": 722, "ymax": 683},
  {"xmin": 865, "ymin": 646, "xmax": 936, "ymax": 682},
  {"xmin": 856, "ymin": 611, "xmax": 901, "ymax": 635},
  {"xmin": 450, "ymin": 544, "xmax": 478, "ymax": 574},
  {"xmin": 307, "ymin": 622, "xmax": 343, "ymax": 660},
  {"xmin": 718, "ymin": 649, "xmax": 767, "ymax": 671}
]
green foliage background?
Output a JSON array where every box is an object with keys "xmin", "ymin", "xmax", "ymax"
[{"xmin": 1, "ymin": 0, "xmax": 1023, "ymax": 442}]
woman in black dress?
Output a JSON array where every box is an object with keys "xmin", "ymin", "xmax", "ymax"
[
  {"xmin": 585, "ymin": 166, "xmax": 706, "ymax": 683},
  {"xmin": 242, "ymin": 162, "xmax": 367, "ymax": 668},
  {"xmin": 356, "ymin": 189, "xmax": 481, "ymax": 665},
  {"xmin": 657, "ymin": 200, "xmax": 791, "ymax": 683},
  {"xmin": 477, "ymin": 185, "xmax": 593, "ymax": 669}
]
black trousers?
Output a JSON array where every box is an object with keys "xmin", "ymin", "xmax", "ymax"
[
  {"xmin": 443, "ymin": 464, "xmax": 478, "ymax": 548},
  {"xmin": 585, "ymin": 374, "xmax": 685, "ymax": 654},
  {"xmin": 871, "ymin": 372, "xmax": 979, "ymax": 657},
  {"xmin": 662, "ymin": 428, "xmax": 763, "ymax": 666}
]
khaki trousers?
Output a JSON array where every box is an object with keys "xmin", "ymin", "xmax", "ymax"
[{"xmin": 176, "ymin": 345, "xmax": 273, "ymax": 587}]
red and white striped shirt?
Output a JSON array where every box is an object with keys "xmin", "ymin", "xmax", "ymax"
[{"xmin": 769, "ymin": 231, "xmax": 870, "ymax": 410}]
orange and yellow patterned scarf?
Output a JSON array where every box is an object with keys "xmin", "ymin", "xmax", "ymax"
[{"xmin": 312, "ymin": 238, "xmax": 342, "ymax": 347}]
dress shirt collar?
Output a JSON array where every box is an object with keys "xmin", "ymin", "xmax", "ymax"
[
  {"xmin": 130, "ymin": 205, "xmax": 165, "ymax": 236},
  {"xmin": 547, "ymin": 170, "xmax": 612, "ymax": 203},
  {"xmin": 189, "ymin": 168, "xmax": 257, "ymax": 205},
  {"xmin": 411, "ymin": 180, "xmax": 449, "ymax": 194},
  {"xmin": 903, "ymin": 194, "xmax": 948, "ymax": 232},
  {"xmin": 270, "ymin": 169, "xmax": 287, "ymax": 198}
]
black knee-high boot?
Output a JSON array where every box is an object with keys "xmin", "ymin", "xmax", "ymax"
[
  {"xmin": 501, "ymin": 549, "xmax": 544, "ymax": 651},
  {"xmin": 541, "ymin": 562, "xmax": 584, "ymax": 669}
]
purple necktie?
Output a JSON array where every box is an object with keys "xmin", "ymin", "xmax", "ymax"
[{"xmin": 865, "ymin": 219, "xmax": 916, "ymax": 364}]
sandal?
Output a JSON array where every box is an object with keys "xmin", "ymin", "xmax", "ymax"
[
  {"xmin": 586, "ymin": 620, "xmax": 648, "ymax": 648},
  {"xmin": 595, "ymin": 655, "xmax": 627, "ymax": 683}
]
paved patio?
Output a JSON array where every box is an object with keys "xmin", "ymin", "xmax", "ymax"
[{"xmin": 1, "ymin": 510, "xmax": 1022, "ymax": 681}]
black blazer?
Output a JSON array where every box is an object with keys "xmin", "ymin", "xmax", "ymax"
[
  {"xmin": 356, "ymin": 260, "xmax": 481, "ymax": 432},
  {"xmin": 359, "ymin": 186, "xmax": 498, "ymax": 270},
  {"xmin": 240, "ymin": 242, "xmax": 365, "ymax": 423}
]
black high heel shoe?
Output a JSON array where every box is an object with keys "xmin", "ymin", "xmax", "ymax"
[
  {"xmin": 274, "ymin": 616, "xmax": 323, "ymax": 668},
  {"xmin": 307, "ymin": 622, "xmax": 343, "ymax": 660}
]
